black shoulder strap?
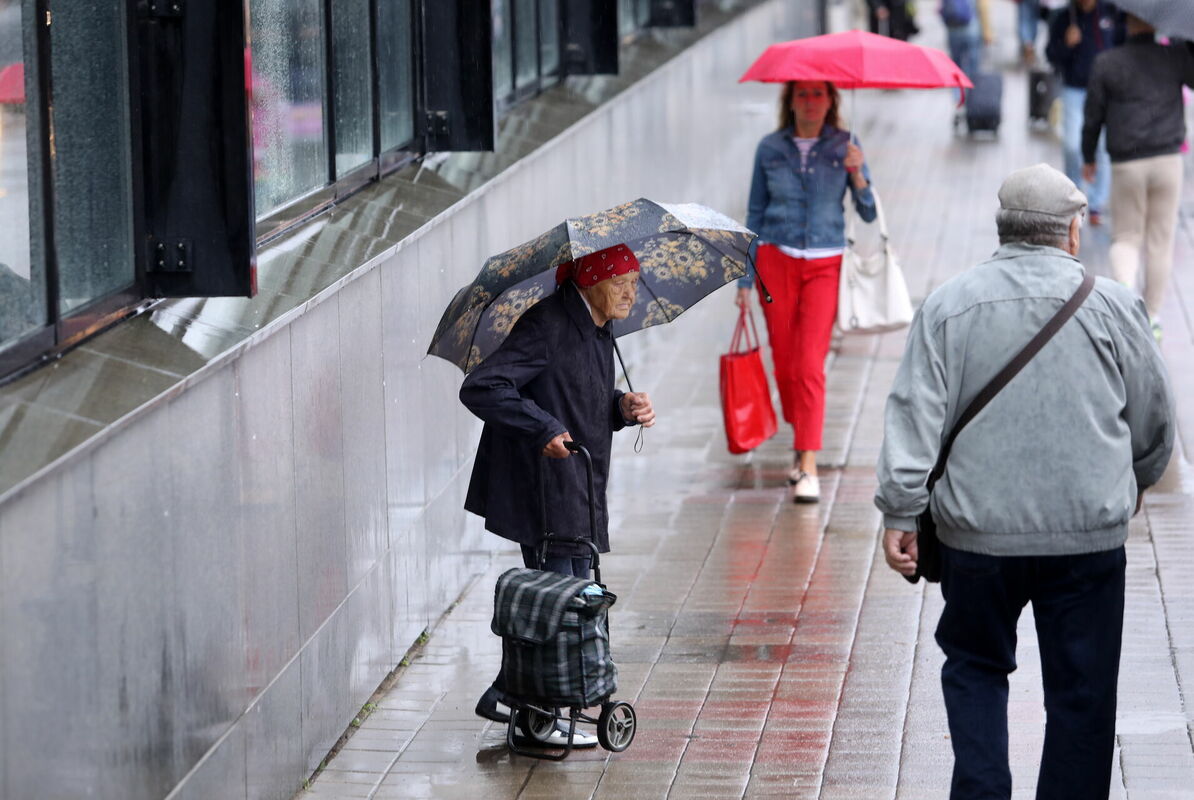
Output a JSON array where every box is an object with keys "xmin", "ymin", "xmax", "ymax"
[{"xmin": 927, "ymin": 271, "xmax": 1095, "ymax": 491}]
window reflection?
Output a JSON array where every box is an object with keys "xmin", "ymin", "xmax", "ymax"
[
  {"xmin": 539, "ymin": 0, "xmax": 560, "ymax": 77},
  {"xmin": 514, "ymin": 0, "xmax": 538, "ymax": 91},
  {"xmin": 377, "ymin": 0, "xmax": 415, "ymax": 151},
  {"xmin": 249, "ymin": 0, "xmax": 327, "ymax": 217},
  {"xmin": 332, "ymin": 0, "xmax": 373, "ymax": 176},
  {"xmin": 492, "ymin": 0, "xmax": 513, "ymax": 100},
  {"xmin": 50, "ymin": 0, "xmax": 134, "ymax": 314},
  {"xmin": 0, "ymin": 1, "xmax": 40, "ymax": 346}
]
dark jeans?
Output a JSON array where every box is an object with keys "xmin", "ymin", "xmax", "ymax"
[
  {"xmin": 520, "ymin": 544, "xmax": 592, "ymax": 579},
  {"xmin": 935, "ymin": 544, "xmax": 1126, "ymax": 800}
]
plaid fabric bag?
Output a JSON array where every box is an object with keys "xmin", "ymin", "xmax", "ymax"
[{"xmin": 491, "ymin": 567, "xmax": 618, "ymax": 707}]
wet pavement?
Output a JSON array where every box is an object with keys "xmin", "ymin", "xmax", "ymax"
[{"xmin": 296, "ymin": 12, "xmax": 1194, "ymax": 800}]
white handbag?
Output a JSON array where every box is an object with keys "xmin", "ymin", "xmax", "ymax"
[{"xmin": 837, "ymin": 187, "xmax": 914, "ymax": 335}]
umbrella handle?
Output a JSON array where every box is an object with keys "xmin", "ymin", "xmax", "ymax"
[
  {"xmin": 611, "ymin": 337, "xmax": 645, "ymax": 453},
  {"xmin": 747, "ymin": 244, "xmax": 773, "ymax": 304}
]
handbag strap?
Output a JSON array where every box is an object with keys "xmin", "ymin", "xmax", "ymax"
[
  {"xmin": 730, "ymin": 306, "xmax": 761, "ymax": 353},
  {"xmin": 926, "ymin": 271, "xmax": 1095, "ymax": 492},
  {"xmin": 845, "ymin": 176, "xmax": 889, "ymax": 245}
]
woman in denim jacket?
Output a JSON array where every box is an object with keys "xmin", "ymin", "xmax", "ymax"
[{"xmin": 736, "ymin": 80, "xmax": 876, "ymax": 503}]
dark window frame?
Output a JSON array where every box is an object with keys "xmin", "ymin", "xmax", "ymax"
[{"xmin": 7, "ymin": 0, "xmax": 722, "ymax": 381}]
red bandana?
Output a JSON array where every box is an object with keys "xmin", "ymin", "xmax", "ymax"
[{"xmin": 555, "ymin": 245, "xmax": 640, "ymax": 288}]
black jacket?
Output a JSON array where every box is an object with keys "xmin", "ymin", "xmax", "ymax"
[
  {"xmin": 1083, "ymin": 34, "xmax": 1194, "ymax": 164},
  {"xmin": 1045, "ymin": 2, "xmax": 1123, "ymax": 89},
  {"xmin": 461, "ymin": 281, "xmax": 628, "ymax": 553}
]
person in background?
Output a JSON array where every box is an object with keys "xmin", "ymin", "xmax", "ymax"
[
  {"xmin": 878, "ymin": 163, "xmax": 1174, "ymax": 800},
  {"xmin": 1046, "ymin": 0, "xmax": 1122, "ymax": 226},
  {"xmin": 736, "ymin": 80, "xmax": 876, "ymax": 504},
  {"xmin": 1082, "ymin": 13, "xmax": 1194, "ymax": 341},
  {"xmin": 943, "ymin": 0, "xmax": 981, "ymax": 86},
  {"xmin": 1016, "ymin": 0, "xmax": 1043, "ymax": 64},
  {"xmin": 867, "ymin": 0, "xmax": 918, "ymax": 40}
]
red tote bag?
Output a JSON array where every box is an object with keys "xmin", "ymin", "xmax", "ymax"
[{"xmin": 719, "ymin": 307, "xmax": 778, "ymax": 454}]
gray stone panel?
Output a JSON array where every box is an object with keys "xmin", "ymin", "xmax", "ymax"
[
  {"xmin": 169, "ymin": 724, "xmax": 248, "ymax": 800},
  {"xmin": 338, "ymin": 269, "xmax": 389, "ymax": 586},
  {"xmin": 291, "ymin": 299, "xmax": 349, "ymax": 642},
  {"xmin": 245, "ymin": 658, "xmax": 305, "ymax": 800},
  {"xmin": 235, "ymin": 332, "xmax": 302, "ymax": 697},
  {"xmin": 299, "ymin": 600, "xmax": 350, "ymax": 774}
]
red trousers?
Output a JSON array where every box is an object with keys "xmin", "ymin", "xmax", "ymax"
[{"xmin": 754, "ymin": 245, "xmax": 842, "ymax": 452}]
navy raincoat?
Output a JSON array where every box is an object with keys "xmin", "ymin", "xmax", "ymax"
[{"xmin": 461, "ymin": 281, "xmax": 629, "ymax": 554}]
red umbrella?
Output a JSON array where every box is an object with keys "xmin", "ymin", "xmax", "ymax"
[
  {"xmin": 739, "ymin": 29, "xmax": 972, "ymax": 92},
  {"xmin": 0, "ymin": 63, "xmax": 24, "ymax": 105}
]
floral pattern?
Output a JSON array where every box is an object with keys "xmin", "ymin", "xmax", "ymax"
[
  {"xmin": 428, "ymin": 198, "xmax": 758, "ymax": 372},
  {"xmin": 641, "ymin": 298, "xmax": 688, "ymax": 328},
  {"xmin": 485, "ymin": 285, "xmax": 547, "ymax": 338}
]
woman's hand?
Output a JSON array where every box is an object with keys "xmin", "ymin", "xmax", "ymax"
[
  {"xmin": 736, "ymin": 287, "xmax": 752, "ymax": 308},
  {"xmin": 844, "ymin": 143, "xmax": 868, "ymax": 189}
]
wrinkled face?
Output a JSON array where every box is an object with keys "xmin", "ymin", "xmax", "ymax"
[
  {"xmin": 792, "ymin": 81, "xmax": 831, "ymax": 128},
  {"xmin": 582, "ymin": 273, "xmax": 640, "ymax": 323}
]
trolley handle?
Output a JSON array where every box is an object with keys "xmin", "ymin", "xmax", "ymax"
[{"xmin": 537, "ymin": 440, "xmax": 602, "ymax": 584}]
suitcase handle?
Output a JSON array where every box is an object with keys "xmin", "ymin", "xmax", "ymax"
[{"xmin": 537, "ymin": 441, "xmax": 602, "ymax": 583}]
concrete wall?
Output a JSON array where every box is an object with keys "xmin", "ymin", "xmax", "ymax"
[{"xmin": 0, "ymin": 1, "xmax": 819, "ymax": 797}]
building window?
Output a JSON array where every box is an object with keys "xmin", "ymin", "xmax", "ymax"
[
  {"xmin": 0, "ymin": 0, "xmax": 44, "ymax": 349},
  {"xmin": 539, "ymin": 0, "xmax": 560, "ymax": 77},
  {"xmin": 619, "ymin": 0, "xmax": 651, "ymax": 35},
  {"xmin": 331, "ymin": 0, "xmax": 374, "ymax": 177},
  {"xmin": 492, "ymin": 0, "xmax": 515, "ymax": 102},
  {"xmin": 249, "ymin": 0, "xmax": 328, "ymax": 216},
  {"xmin": 377, "ymin": 0, "xmax": 416, "ymax": 152},
  {"xmin": 51, "ymin": 0, "xmax": 135, "ymax": 314},
  {"xmin": 514, "ymin": 0, "xmax": 539, "ymax": 91}
]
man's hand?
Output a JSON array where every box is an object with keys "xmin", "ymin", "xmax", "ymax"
[
  {"xmin": 1065, "ymin": 23, "xmax": 1082, "ymax": 48},
  {"xmin": 1082, "ymin": 163, "xmax": 1097, "ymax": 185},
  {"xmin": 620, "ymin": 392, "xmax": 656, "ymax": 427},
  {"xmin": 884, "ymin": 528, "xmax": 918, "ymax": 577},
  {"xmin": 875, "ymin": 5, "xmax": 890, "ymax": 19},
  {"xmin": 543, "ymin": 432, "xmax": 573, "ymax": 458}
]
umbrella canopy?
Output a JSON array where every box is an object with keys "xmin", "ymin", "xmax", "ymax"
[
  {"xmin": 739, "ymin": 29, "xmax": 973, "ymax": 91},
  {"xmin": 428, "ymin": 199, "xmax": 755, "ymax": 373},
  {"xmin": 1111, "ymin": 0, "xmax": 1194, "ymax": 40}
]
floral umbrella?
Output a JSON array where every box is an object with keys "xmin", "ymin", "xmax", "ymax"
[{"xmin": 428, "ymin": 199, "xmax": 756, "ymax": 373}]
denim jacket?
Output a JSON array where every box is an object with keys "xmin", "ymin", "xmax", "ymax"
[{"xmin": 741, "ymin": 125, "xmax": 877, "ymax": 287}]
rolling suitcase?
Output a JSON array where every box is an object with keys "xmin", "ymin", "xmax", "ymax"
[
  {"xmin": 1028, "ymin": 68, "xmax": 1056, "ymax": 123},
  {"xmin": 966, "ymin": 72, "xmax": 1002, "ymax": 135}
]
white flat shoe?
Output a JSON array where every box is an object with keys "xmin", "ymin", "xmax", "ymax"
[
  {"xmin": 522, "ymin": 725, "xmax": 598, "ymax": 748},
  {"xmin": 792, "ymin": 472, "xmax": 820, "ymax": 504}
]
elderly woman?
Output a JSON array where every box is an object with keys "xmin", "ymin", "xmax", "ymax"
[
  {"xmin": 461, "ymin": 244, "xmax": 654, "ymax": 744},
  {"xmin": 737, "ymin": 80, "xmax": 877, "ymax": 503}
]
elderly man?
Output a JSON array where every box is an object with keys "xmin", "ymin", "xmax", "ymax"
[
  {"xmin": 876, "ymin": 164, "xmax": 1173, "ymax": 799},
  {"xmin": 460, "ymin": 244, "xmax": 655, "ymax": 744}
]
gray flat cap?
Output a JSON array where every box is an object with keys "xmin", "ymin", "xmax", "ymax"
[{"xmin": 998, "ymin": 163, "xmax": 1087, "ymax": 218}]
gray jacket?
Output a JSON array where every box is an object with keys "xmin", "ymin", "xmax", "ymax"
[
  {"xmin": 875, "ymin": 243, "xmax": 1174, "ymax": 557},
  {"xmin": 1082, "ymin": 34, "xmax": 1194, "ymax": 164}
]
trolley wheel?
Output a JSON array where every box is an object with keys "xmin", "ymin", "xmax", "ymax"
[
  {"xmin": 518, "ymin": 708, "xmax": 556, "ymax": 743},
  {"xmin": 597, "ymin": 701, "xmax": 636, "ymax": 752}
]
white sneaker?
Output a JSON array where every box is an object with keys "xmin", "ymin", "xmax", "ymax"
[
  {"xmin": 792, "ymin": 472, "xmax": 820, "ymax": 504},
  {"xmin": 543, "ymin": 725, "xmax": 598, "ymax": 748}
]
